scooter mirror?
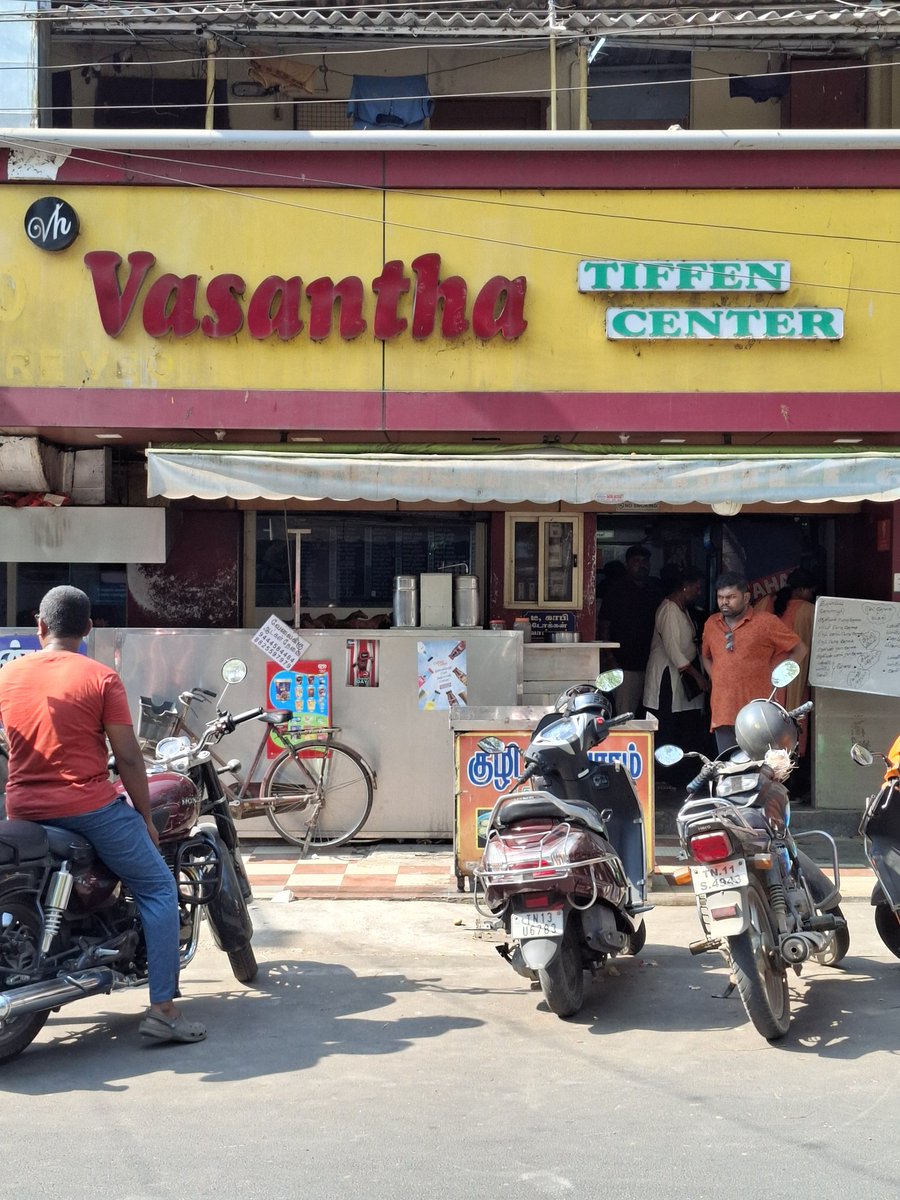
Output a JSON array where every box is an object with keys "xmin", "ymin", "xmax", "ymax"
[
  {"xmin": 850, "ymin": 742, "xmax": 874, "ymax": 767},
  {"xmin": 770, "ymin": 660, "xmax": 800, "ymax": 689},
  {"xmin": 655, "ymin": 744, "xmax": 684, "ymax": 766},
  {"xmin": 478, "ymin": 736, "xmax": 505, "ymax": 755},
  {"xmin": 222, "ymin": 658, "xmax": 248, "ymax": 685},
  {"xmin": 595, "ymin": 669, "xmax": 624, "ymax": 693}
]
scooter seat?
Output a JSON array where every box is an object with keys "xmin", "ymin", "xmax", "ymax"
[{"xmin": 493, "ymin": 793, "xmax": 608, "ymax": 837}]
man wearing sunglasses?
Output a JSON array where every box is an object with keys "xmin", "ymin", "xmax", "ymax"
[{"xmin": 701, "ymin": 571, "xmax": 804, "ymax": 753}]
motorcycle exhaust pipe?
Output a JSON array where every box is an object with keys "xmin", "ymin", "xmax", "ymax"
[
  {"xmin": 780, "ymin": 932, "xmax": 830, "ymax": 963},
  {"xmin": 0, "ymin": 968, "xmax": 115, "ymax": 1022}
]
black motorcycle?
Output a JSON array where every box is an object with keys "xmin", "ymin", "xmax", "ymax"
[
  {"xmin": 657, "ymin": 662, "xmax": 849, "ymax": 1041},
  {"xmin": 0, "ymin": 659, "xmax": 263, "ymax": 1065}
]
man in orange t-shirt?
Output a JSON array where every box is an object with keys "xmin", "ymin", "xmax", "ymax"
[
  {"xmin": 701, "ymin": 572, "xmax": 805, "ymax": 754},
  {"xmin": 0, "ymin": 586, "xmax": 205, "ymax": 1045}
]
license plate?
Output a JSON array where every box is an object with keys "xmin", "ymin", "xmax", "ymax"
[
  {"xmin": 511, "ymin": 908, "xmax": 564, "ymax": 938},
  {"xmin": 690, "ymin": 858, "xmax": 749, "ymax": 894}
]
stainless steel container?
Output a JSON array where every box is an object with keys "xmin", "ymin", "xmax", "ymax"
[
  {"xmin": 392, "ymin": 575, "xmax": 418, "ymax": 627},
  {"xmin": 454, "ymin": 575, "xmax": 480, "ymax": 628}
]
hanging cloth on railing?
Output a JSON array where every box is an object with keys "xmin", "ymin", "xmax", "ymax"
[{"xmin": 347, "ymin": 75, "xmax": 433, "ymax": 130}]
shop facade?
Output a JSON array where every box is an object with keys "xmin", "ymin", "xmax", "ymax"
[{"xmin": 2, "ymin": 131, "xmax": 900, "ymax": 809}]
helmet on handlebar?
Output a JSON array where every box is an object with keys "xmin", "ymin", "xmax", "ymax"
[
  {"xmin": 555, "ymin": 685, "xmax": 614, "ymax": 723},
  {"xmin": 734, "ymin": 698, "xmax": 798, "ymax": 759}
]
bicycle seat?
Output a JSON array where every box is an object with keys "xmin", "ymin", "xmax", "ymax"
[{"xmin": 261, "ymin": 711, "xmax": 293, "ymax": 725}]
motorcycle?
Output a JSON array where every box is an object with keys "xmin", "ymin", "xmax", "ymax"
[
  {"xmin": 472, "ymin": 670, "xmax": 651, "ymax": 1019},
  {"xmin": 0, "ymin": 658, "xmax": 264, "ymax": 1065},
  {"xmin": 656, "ymin": 661, "xmax": 849, "ymax": 1041},
  {"xmin": 849, "ymin": 735, "xmax": 900, "ymax": 958}
]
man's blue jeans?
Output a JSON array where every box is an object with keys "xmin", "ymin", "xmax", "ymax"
[{"xmin": 44, "ymin": 798, "xmax": 180, "ymax": 1004}]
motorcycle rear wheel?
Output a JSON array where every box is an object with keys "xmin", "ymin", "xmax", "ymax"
[
  {"xmin": 728, "ymin": 877, "xmax": 791, "ymax": 1041},
  {"xmin": 537, "ymin": 921, "xmax": 585, "ymax": 1018},
  {"xmin": 227, "ymin": 942, "xmax": 259, "ymax": 984},
  {"xmin": 874, "ymin": 902, "xmax": 900, "ymax": 959},
  {"xmin": 0, "ymin": 899, "xmax": 49, "ymax": 1064}
]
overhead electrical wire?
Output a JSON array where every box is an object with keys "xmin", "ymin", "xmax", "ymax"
[
  {"xmin": 3, "ymin": 130, "xmax": 899, "ymax": 303},
  {"xmin": 1, "ymin": 55, "xmax": 898, "ymax": 114}
]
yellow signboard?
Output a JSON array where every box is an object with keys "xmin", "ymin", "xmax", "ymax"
[{"xmin": 0, "ymin": 184, "xmax": 895, "ymax": 392}]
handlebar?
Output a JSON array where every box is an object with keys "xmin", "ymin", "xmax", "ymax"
[
  {"xmin": 686, "ymin": 760, "xmax": 719, "ymax": 795},
  {"xmin": 788, "ymin": 700, "xmax": 814, "ymax": 721},
  {"xmin": 229, "ymin": 706, "xmax": 266, "ymax": 729}
]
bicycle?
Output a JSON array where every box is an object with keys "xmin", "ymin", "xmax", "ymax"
[{"xmin": 141, "ymin": 687, "xmax": 376, "ymax": 854}]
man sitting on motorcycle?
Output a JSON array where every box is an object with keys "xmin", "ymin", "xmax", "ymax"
[{"xmin": 0, "ymin": 586, "xmax": 206, "ymax": 1045}]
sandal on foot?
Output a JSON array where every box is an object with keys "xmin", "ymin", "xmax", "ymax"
[{"xmin": 139, "ymin": 1013, "xmax": 207, "ymax": 1044}]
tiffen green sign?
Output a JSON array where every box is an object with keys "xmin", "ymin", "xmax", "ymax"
[
  {"xmin": 578, "ymin": 260, "xmax": 790, "ymax": 293},
  {"xmin": 606, "ymin": 307, "xmax": 844, "ymax": 341},
  {"xmin": 577, "ymin": 258, "xmax": 844, "ymax": 341}
]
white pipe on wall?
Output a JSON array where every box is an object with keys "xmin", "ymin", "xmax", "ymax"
[{"xmin": 6, "ymin": 128, "xmax": 900, "ymax": 152}]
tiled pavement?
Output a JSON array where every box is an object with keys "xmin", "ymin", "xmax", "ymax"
[{"xmin": 241, "ymin": 835, "xmax": 876, "ymax": 902}]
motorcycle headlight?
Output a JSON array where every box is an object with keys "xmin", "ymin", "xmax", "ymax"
[{"xmin": 716, "ymin": 772, "xmax": 759, "ymax": 797}]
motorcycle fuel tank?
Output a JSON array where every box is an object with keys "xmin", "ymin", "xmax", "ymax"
[{"xmin": 146, "ymin": 770, "xmax": 200, "ymax": 842}]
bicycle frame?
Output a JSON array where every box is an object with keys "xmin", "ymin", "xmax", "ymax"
[{"xmin": 147, "ymin": 694, "xmax": 347, "ymax": 820}]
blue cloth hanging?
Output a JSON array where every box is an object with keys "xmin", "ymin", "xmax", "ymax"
[{"xmin": 347, "ymin": 74, "xmax": 433, "ymax": 130}]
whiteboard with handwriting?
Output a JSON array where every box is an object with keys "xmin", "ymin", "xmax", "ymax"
[{"xmin": 809, "ymin": 597, "xmax": 900, "ymax": 697}]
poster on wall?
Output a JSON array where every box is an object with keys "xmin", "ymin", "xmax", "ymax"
[
  {"xmin": 417, "ymin": 638, "xmax": 467, "ymax": 710},
  {"xmin": 346, "ymin": 638, "xmax": 379, "ymax": 687},
  {"xmin": 265, "ymin": 659, "xmax": 332, "ymax": 757},
  {"xmin": 0, "ymin": 635, "xmax": 41, "ymax": 667}
]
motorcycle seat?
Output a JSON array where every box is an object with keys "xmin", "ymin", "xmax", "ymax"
[
  {"xmin": 0, "ymin": 818, "xmax": 50, "ymax": 863},
  {"xmin": 41, "ymin": 826, "xmax": 97, "ymax": 866},
  {"xmin": 494, "ymin": 794, "xmax": 608, "ymax": 837}
]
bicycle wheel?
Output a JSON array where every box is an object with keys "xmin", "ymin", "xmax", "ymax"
[{"xmin": 262, "ymin": 741, "xmax": 373, "ymax": 850}]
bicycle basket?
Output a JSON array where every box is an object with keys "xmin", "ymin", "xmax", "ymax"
[{"xmin": 138, "ymin": 697, "xmax": 180, "ymax": 752}]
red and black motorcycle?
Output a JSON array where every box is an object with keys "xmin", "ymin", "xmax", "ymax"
[
  {"xmin": 473, "ymin": 672, "xmax": 650, "ymax": 1018},
  {"xmin": 0, "ymin": 659, "xmax": 263, "ymax": 1065}
]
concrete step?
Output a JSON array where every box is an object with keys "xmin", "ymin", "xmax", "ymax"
[{"xmin": 653, "ymin": 785, "xmax": 862, "ymax": 840}]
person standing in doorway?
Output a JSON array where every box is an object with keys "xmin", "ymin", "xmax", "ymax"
[
  {"xmin": 755, "ymin": 568, "xmax": 817, "ymax": 796},
  {"xmin": 643, "ymin": 566, "xmax": 709, "ymax": 783},
  {"xmin": 597, "ymin": 545, "xmax": 663, "ymax": 718},
  {"xmin": 701, "ymin": 571, "xmax": 805, "ymax": 754}
]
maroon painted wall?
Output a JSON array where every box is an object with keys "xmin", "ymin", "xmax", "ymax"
[
  {"xmin": 833, "ymin": 502, "xmax": 896, "ymax": 602},
  {"xmin": 126, "ymin": 509, "xmax": 241, "ymax": 627}
]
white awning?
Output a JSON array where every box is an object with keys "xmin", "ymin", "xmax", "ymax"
[{"xmin": 146, "ymin": 448, "xmax": 900, "ymax": 506}]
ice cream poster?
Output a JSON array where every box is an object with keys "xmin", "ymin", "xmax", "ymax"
[
  {"xmin": 417, "ymin": 639, "xmax": 467, "ymax": 710},
  {"xmin": 266, "ymin": 659, "xmax": 331, "ymax": 755}
]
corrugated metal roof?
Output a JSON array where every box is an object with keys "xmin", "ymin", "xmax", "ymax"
[{"xmin": 48, "ymin": 2, "xmax": 900, "ymax": 42}]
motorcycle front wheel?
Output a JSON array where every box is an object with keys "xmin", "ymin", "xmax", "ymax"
[
  {"xmin": 728, "ymin": 877, "xmax": 791, "ymax": 1041},
  {"xmin": 537, "ymin": 920, "xmax": 585, "ymax": 1019},
  {"xmin": 874, "ymin": 902, "xmax": 900, "ymax": 959},
  {"xmin": 227, "ymin": 942, "xmax": 259, "ymax": 984},
  {"xmin": 0, "ymin": 898, "xmax": 49, "ymax": 1064}
]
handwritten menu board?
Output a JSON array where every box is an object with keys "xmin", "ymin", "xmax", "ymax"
[{"xmin": 809, "ymin": 597, "xmax": 900, "ymax": 698}]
